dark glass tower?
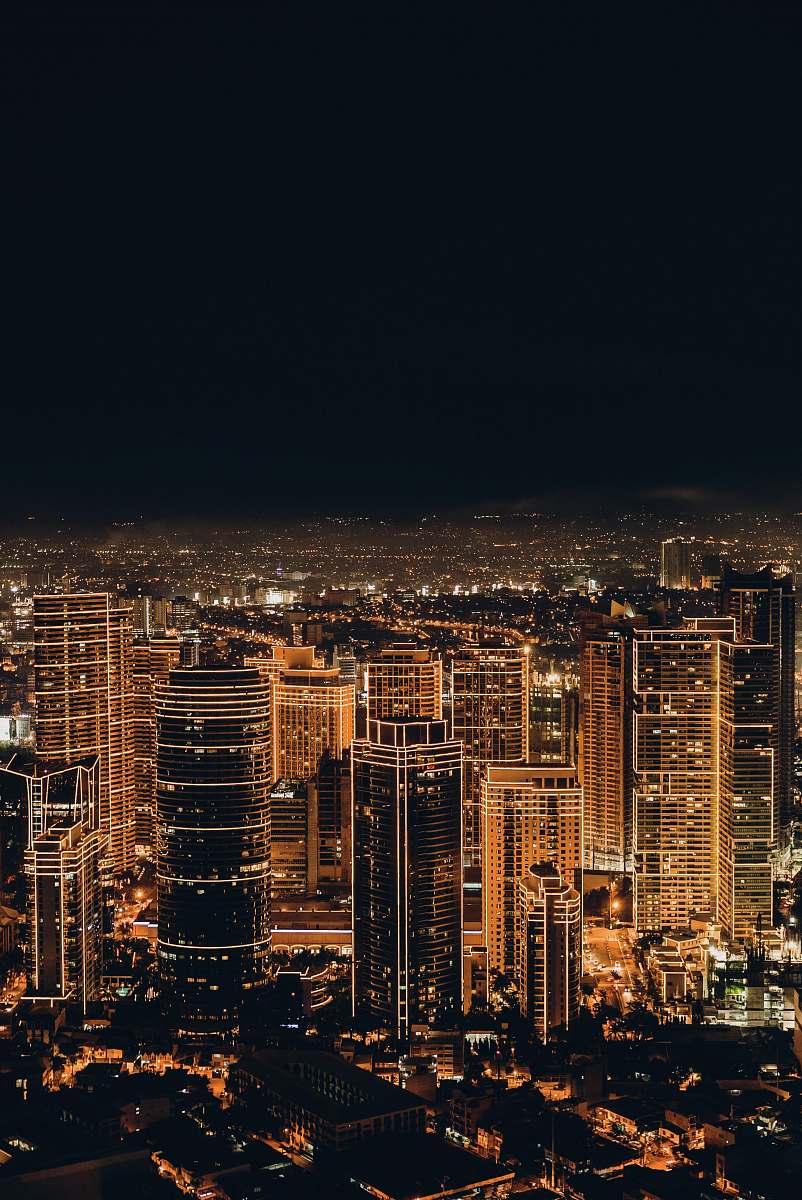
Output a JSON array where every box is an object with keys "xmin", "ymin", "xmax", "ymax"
[
  {"xmin": 352, "ymin": 718, "xmax": 462, "ymax": 1039},
  {"xmin": 156, "ymin": 667, "xmax": 271, "ymax": 1040},
  {"xmin": 719, "ymin": 564, "xmax": 795, "ymax": 833}
]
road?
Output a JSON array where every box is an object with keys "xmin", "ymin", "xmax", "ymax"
[{"xmin": 584, "ymin": 924, "xmax": 639, "ymax": 1011}]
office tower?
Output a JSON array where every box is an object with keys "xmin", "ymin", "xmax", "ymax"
[
  {"xmin": 270, "ymin": 647, "xmax": 355, "ymax": 780},
  {"xmin": 179, "ymin": 628, "xmax": 202, "ymax": 667},
  {"xmin": 717, "ymin": 640, "xmax": 775, "ymax": 943},
  {"xmin": 632, "ymin": 618, "xmax": 776, "ymax": 939},
  {"xmin": 270, "ymin": 778, "xmax": 309, "ymax": 896},
  {"xmin": 701, "ymin": 554, "xmax": 722, "ymax": 590},
  {"xmin": 451, "ymin": 643, "xmax": 528, "ymax": 866},
  {"xmin": 633, "ymin": 623, "xmax": 722, "ymax": 933},
  {"xmin": 578, "ymin": 606, "xmax": 644, "ymax": 872},
  {"xmin": 170, "ymin": 595, "xmax": 199, "ymax": 632},
  {"xmin": 719, "ymin": 564, "xmax": 795, "ymax": 832},
  {"xmin": 366, "ymin": 644, "xmax": 443, "ymax": 722},
  {"xmin": 352, "ymin": 719, "xmax": 462, "ymax": 1038},
  {"xmin": 332, "ymin": 645, "xmax": 359, "ymax": 691},
  {"xmin": 660, "ymin": 538, "xmax": 692, "ymax": 590},
  {"xmin": 130, "ymin": 594, "xmax": 169, "ymax": 639},
  {"xmin": 0, "ymin": 755, "xmax": 106, "ymax": 1013},
  {"xmin": 33, "ymin": 593, "xmax": 135, "ymax": 873},
  {"xmin": 156, "ymin": 667, "xmax": 271, "ymax": 1040},
  {"xmin": 132, "ymin": 635, "xmax": 180, "ymax": 853},
  {"xmin": 516, "ymin": 862, "xmax": 581, "ymax": 1040},
  {"xmin": 481, "ymin": 765, "xmax": 582, "ymax": 978},
  {"xmin": 307, "ymin": 751, "xmax": 351, "ymax": 890},
  {"xmin": 529, "ymin": 665, "xmax": 578, "ymax": 764}
]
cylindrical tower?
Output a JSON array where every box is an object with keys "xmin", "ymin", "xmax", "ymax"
[{"xmin": 156, "ymin": 667, "xmax": 271, "ymax": 1039}]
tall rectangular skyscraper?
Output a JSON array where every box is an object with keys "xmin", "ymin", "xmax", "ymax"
[
  {"xmin": 366, "ymin": 644, "xmax": 442, "ymax": 722},
  {"xmin": 633, "ymin": 618, "xmax": 776, "ymax": 940},
  {"xmin": 132, "ymin": 634, "xmax": 180, "ymax": 854},
  {"xmin": 33, "ymin": 593, "xmax": 135, "ymax": 873},
  {"xmin": 451, "ymin": 642, "xmax": 528, "ymax": 866},
  {"xmin": 352, "ymin": 719, "xmax": 462, "ymax": 1038},
  {"xmin": 719, "ymin": 564, "xmax": 795, "ymax": 833},
  {"xmin": 0, "ymin": 755, "xmax": 106, "ymax": 1013},
  {"xmin": 481, "ymin": 764, "xmax": 582, "ymax": 978},
  {"xmin": 660, "ymin": 538, "xmax": 692, "ymax": 589},
  {"xmin": 578, "ymin": 607, "xmax": 645, "ymax": 872}
]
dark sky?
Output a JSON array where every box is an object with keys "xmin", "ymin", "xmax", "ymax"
[{"xmin": 3, "ymin": 3, "xmax": 801, "ymax": 520}]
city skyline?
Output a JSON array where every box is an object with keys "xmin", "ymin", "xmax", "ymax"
[{"xmin": 2, "ymin": 4, "xmax": 802, "ymax": 1196}]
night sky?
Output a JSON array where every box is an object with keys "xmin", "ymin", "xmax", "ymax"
[{"xmin": 4, "ymin": 4, "xmax": 801, "ymax": 520}]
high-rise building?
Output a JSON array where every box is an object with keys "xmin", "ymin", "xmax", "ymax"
[
  {"xmin": 716, "ymin": 639, "xmax": 775, "ymax": 943},
  {"xmin": 352, "ymin": 718, "xmax": 462, "ymax": 1038},
  {"xmin": 307, "ymin": 752, "xmax": 351, "ymax": 891},
  {"xmin": 451, "ymin": 643, "xmax": 528, "ymax": 866},
  {"xmin": 270, "ymin": 778, "xmax": 309, "ymax": 896},
  {"xmin": 633, "ymin": 618, "xmax": 776, "ymax": 939},
  {"xmin": 170, "ymin": 595, "xmax": 199, "ymax": 633},
  {"xmin": 366, "ymin": 644, "xmax": 443, "ymax": 722},
  {"xmin": 156, "ymin": 667, "xmax": 271, "ymax": 1040},
  {"xmin": 516, "ymin": 862, "xmax": 581, "ymax": 1040},
  {"xmin": 268, "ymin": 647, "xmax": 355, "ymax": 780},
  {"xmin": 701, "ymin": 554, "xmax": 722, "ymax": 590},
  {"xmin": 578, "ymin": 606, "xmax": 646, "ymax": 872},
  {"xmin": 33, "ymin": 593, "xmax": 135, "ymax": 873},
  {"xmin": 132, "ymin": 634, "xmax": 180, "ymax": 853},
  {"xmin": 529, "ymin": 665, "xmax": 578, "ymax": 764},
  {"xmin": 0, "ymin": 755, "xmax": 106, "ymax": 1013},
  {"xmin": 719, "ymin": 564, "xmax": 795, "ymax": 833},
  {"xmin": 481, "ymin": 764, "xmax": 582, "ymax": 978},
  {"xmin": 660, "ymin": 538, "xmax": 692, "ymax": 590}
]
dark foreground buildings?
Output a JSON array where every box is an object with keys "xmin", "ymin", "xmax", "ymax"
[
  {"xmin": 352, "ymin": 718, "xmax": 463, "ymax": 1038},
  {"xmin": 155, "ymin": 667, "xmax": 271, "ymax": 1039}
]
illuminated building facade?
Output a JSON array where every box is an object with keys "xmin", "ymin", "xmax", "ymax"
[
  {"xmin": 156, "ymin": 667, "xmax": 271, "ymax": 1039},
  {"xmin": 132, "ymin": 634, "xmax": 180, "ymax": 853},
  {"xmin": 578, "ymin": 607, "xmax": 644, "ymax": 872},
  {"xmin": 516, "ymin": 862, "xmax": 581, "ymax": 1040},
  {"xmin": 270, "ymin": 778, "xmax": 309, "ymax": 896},
  {"xmin": 0, "ymin": 755, "xmax": 105, "ymax": 1013},
  {"xmin": 480, "ymin": 764, "xmax": 582, "ymax": 977},
  {"xmin": 660, "ymin": 538, "xmax": 692, "ymax": 590},
  {"xmin": 719, "ymin": 564, "xmax": 795, "ymax": 833},
  {"xmin": 529, "ymin": 665, "xmax": 578, "ymax": 764},
  {"xmin": 366, "ymin": 644, "xmax": 443, "ymax": 722},
  {"xmin": 633, "ymin": 619, "xmax": 776, "ymax": 940},
  {"xmin": 246, "ymin": 646, "xmax": 354, "ymax": 781},
  {"xmin": 33, "ymin": 593, "xmax": 136, "ymax": 873},
  {"xmin": 352, "ymin": 719, "xmax": 462, "ymax": 1038},
  {"xmin": 451, "ymin": 643, "xmax": 528, "ymax": 866}
]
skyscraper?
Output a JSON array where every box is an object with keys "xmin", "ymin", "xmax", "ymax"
[
  {"xmin": 307, "ymin": 751, "xmax": 351, "ymax": 891},
  {"xmin": 516, "ymin": 862, "xmax": 581, "ymax": 1040},
  {"xmin": 247, "ymin": 646, "xmax": 355, "ymax": 781},
  {"xmin": 366, "ymin": 644, "xmax": 443, "ymax": 722},
  {"xmin": 660, "ymin": 538, "xmax": 692, "ymax": 590},
  {"xmin": 578, "ymin": 606, "xmax": 645, "ymax": 872},
  {"xmin": 529, "ymin": 665, "xmax": 578, "ymax": 764},
  {"xmin": 633, "ymin": 618, "xmax": 776, "ymax": 939},
  {"xmin": 156, "ymin": 667, "xmax": 271, "ymax": 1039},
  {"xmin": 33, "ymin": 593, "xmax": 135, "ymax": 873},
  {"xmin": 481, "ymin": 764, "xmax": 582, "ymax": 978},
  {"xmin": 716, "ymin": 639, "xmax": 775, "ymax": 943},
  {"xmin": 132, "ymin": 634, "xmax": 180, "ymax": 854},
  {"xmin": 270, "ymin": 778, "xmax": 309, "ymax": 896},
  {"xmin": 0, "ymin": 754, "xmax": 106, "ymax": 1013},
  {"xmin": 352, "ymin": 718, "xmax": 462, "ymax": 1038},
  {"xmin": 719, "ymin": 564, "xmax": 795, "ymax": 833},
  {"xmin": 451, "ymin": 643, "xmax": 528, "ymax": 866}
]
